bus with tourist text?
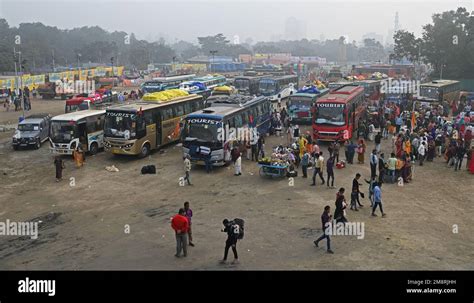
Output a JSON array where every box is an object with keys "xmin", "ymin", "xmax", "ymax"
[
  {"xmin": 182, "ymin": 95, "xmax": 271, "ymax": 166},
  {"xmin": 312, "ymin": 85, "xmax": 365, "ymax": 142},
  {"xmin": 104, "ymin": 94, "xmax": 205, "ymax": 157}
]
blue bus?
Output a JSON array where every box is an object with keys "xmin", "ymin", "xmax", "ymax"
[
  {"xmin": 182, "ymin": 95, "xmax": 271, "ymax": 166},
  {"xmin": 287, "ymin": 86, "xmax": 330, "ymax": 124}
]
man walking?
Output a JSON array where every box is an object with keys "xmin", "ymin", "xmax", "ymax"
[
  {"xmin": 370, "ymin": 149, "xmax": 378, "ymax": 179},
  {"xmin": 314, "ymin": 205, "xmax": 334, "ymax": 254},
  {"xmin": 301, "ymin": 150, "xmax": 310, "ymax": 178},
  {"xmin": 234, "ymin": 152, "xmax": 242, "ymax": 176},
  {"xmin": 418, "ymin": 141, "xmax": 426, "ymax": 166},
  {"xmin": 311, "ymin": 152, "xmax": 325, "ymax": 186},
  {"xmin": 378, "ymin": 153, "xmax": 386, "ymax": 184},
  {"xmin": 371, "ymin": 183, "xmax": 386, "ymax": 217},
  {"xmin": 387, "ymin": 153, "xmax": 397, "ymax": 183},
  {"xmin": 326, "ymin": 155, "xmax": 335, "ymax": 188},
  {"xmin": 350, "ymin": 173, "xmax": 364, "ymax": 211},
  {"xmin": 183, "ymin": 155, "xmax": 192, "ymax": 185},
  {"xmin": 220, "ymin": 219, "xmax": 240, "ymax": 264},
  {"xmin": 171, "ymin": 208, "xmax": 189, "ymax": 258},
  {"xmin": 184, "ymin": 202, "xmax": 195, "ymax": 247},
  {"xmin": 375, "ymin": 132, "xmax": 382, "ymax": 153}
]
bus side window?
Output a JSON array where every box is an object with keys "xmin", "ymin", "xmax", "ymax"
[
  {"xmin": 241, "ymin": 113, "xmax": 249, "ymax": 125},
  {"xmin": 229, "ymin": 116, "xmax": 236, "ymax": 128},
  {"xmin": 144, "ymin": 112, "xmax": 154, "ymax": 125},
  {"xmin": 184, "ymin": 102, "xmax": 192, "ymax": 115},
  {"xmin": 235, "ymin": 115, "xmax": 243, "ymax": 128},
  {"xmin": 175, "ymin": 105, "xmax": 184, "ymax": 117}
]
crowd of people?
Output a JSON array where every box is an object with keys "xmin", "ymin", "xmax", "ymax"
[{"xmin": 3, "ymin": 87, "xmax": 33, "ymax": 112}]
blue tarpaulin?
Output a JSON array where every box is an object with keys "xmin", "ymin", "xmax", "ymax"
[{"xmin": 297, "ymin": 86, "xmax": 320, "ymax": 94}]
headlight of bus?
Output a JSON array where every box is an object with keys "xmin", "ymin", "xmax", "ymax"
[{"xmin": 70, "ymin": 141, "xmax": 76, "ymax": 149}]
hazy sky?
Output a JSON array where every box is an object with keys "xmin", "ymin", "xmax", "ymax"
[{"xmin": 0, "ymin": 0, "xmax": 472, "ymax": 43}]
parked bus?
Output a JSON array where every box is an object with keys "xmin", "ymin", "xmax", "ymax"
[
  {"xmin": 182, "ymin": 95, "xmax": 271, "ymax": 166},
  {"xmin": 258, "ymin": 75, "xmax": 299, "ymax": 102},
  {"xmin": 104, "ymin": 94, "xmax": 205, "ymax": 157},
  {"xmin": 354, "ymin": 79, "xmax": 382, "ymax": 101},
  {"xmin": 233, "ymin": 75, "xmax": 267, "ymax": 95},
  {"xmin": 287, "ymin": 88, "xmax": 330, "ymax": 124},
  {"xmin": 139, "ymin": 74, "xmax": 196, "ymax": 94},
  {"xmin": 50, "ymin": 109, "xmax": 106, "ymax": 155},
  {"xmin": 417, "ymin": 80, "xmax": 460, "ymax": 104},
  {"xmin": 312, "ymin": 85, "xmax": 365, "ymax": 142},
  {"xmin": 178, "ymin": 75, "xmax": 226, "ymax": 99}
]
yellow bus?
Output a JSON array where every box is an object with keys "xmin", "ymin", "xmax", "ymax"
[
  {"xmin": 418, "ymin": 79, "xmax": 460, "ymax": 104},
  {"xmin": 104, "ymin": 94, "xmax": 205, "ymax": 157}
]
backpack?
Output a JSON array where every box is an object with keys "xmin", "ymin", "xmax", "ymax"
[
  {"xmin": 230, "ymin": 218, "xmax": 245, "ymax": 240},
  {"xmin": 141, "ymin": 165, "xmax": 156, "ymax": 174}
]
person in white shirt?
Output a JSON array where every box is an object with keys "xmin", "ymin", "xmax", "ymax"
[
  {"xmin": 183, "ymin": 155, "xmax": 192, "ymax": 185},
  {"xmin": 234, "ymin": 153, "xmax": 242, "ymax": 176},
  {"xmin": 418, "ymin": 141, "xmax": 426, "ymax": 166}
]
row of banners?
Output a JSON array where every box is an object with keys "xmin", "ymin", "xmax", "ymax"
[{"xmin": 0, "ymin": 66, "xmax": 125, "ymax": 90}]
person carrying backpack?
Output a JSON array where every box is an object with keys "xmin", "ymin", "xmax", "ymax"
[{"xmin": 220, "ymin": 218, "xmax": 244, "ymax": 264}]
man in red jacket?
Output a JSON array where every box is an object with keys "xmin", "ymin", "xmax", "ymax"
[{"xmin": 171, "ymin": 208, "xmax": 189, "ymax": 258}]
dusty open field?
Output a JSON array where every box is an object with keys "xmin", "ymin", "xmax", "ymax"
[{"xmin": 0, "ymin": 99, "xmax": 473, "ymax": 270}]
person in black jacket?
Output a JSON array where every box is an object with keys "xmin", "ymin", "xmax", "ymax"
[
  {"xmin": 220, "ymin": 219, "xmax": 239, "ymax": 265},
  {"xmin": 334, "ymin": 187, "xmax": 347, "ymax": 224},
  {"xmin": 314, "ymin": 205, "xmax": 334, "ymax": 254}
]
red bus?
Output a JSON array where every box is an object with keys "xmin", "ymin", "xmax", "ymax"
[{"xmin": 312, "ymin": 85, "xmax": 365, "ymax": 142}]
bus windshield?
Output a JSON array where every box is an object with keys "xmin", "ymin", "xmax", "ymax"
[
  {"xmin": 420, "ymin": 86, "xmax": 439, "ymax": 99},
  {"xmin": 183, "ymin": 119, "xmax": 221, "ymax": 142},
  {"xmin": 288, "ymin": 97, "xmax": 313, "ymax": 108},
  {"xmin": 234, "ymin": 79, "xmax": 250, "ymax": 90},
  {"xmin": 50, "ymin": 121, "xmax": 77, "ymax": 143},
  {"xmin": 104, "ymin": 112, "xmax": 137, "ymax": 139},
  {"xmin": 259, "ymin": 80, "xmax": 277, "ymax": 93},
  {"xmin": 315, "ymin": 104, "xmax": 346, "ymax": 126}
]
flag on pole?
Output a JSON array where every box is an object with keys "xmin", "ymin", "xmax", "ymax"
[{"xmin": 411, "ymin": 111, "xmax": 416, "ymax": 132}]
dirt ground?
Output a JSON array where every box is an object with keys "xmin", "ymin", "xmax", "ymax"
[{"xmin": 0, "ymin": 98, "xmax": 473, "ymax": 270}]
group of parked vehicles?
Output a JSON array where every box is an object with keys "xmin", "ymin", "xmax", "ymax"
[{"xmin": 11, "ymin": 64, "xmax": 468, "ymax": 171}]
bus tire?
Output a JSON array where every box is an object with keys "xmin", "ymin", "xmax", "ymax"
[
  {"xmin": 13, "ymin": 145, "xmax": 19, "ymax": 151},
  {"xmin": 34, "ymin": 138, "xmax": 41, "ymax": 150},
  {"xmin": 139, "ymin": 143, "xmax": 150, "ymax": 158},
  {"xmin": 90, "ymin": 142, "xmax": 99, "ymax": 155}
]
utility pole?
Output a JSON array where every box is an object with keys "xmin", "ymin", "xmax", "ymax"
[
  {"xmin": 110, "ymin": 57, "xmax": 115, "ymax": 88},
  {"xmin": 52, "ymin": 49, "xmax": 56, "ymax": 72},
  {"xmin": 14, "ymin": 47, "xmax": 24, "ymax": 118}
]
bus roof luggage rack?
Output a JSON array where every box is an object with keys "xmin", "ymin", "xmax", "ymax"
[{"xmin": 210, "ymin": 94, "xmax": 261, "ymax": 106}]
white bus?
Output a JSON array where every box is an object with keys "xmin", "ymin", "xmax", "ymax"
[
  {"xmin": 49, "ymin": 109, "xmax": 106, "ymax": 155},
  {"xmin": 140, "ymin": 74, "xmax": 196, "ymax": 94},
  {"xmin": 258, "ymin": 75, "xmax": 298, "ymax": 102}
]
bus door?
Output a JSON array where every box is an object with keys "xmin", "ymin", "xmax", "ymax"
[
  {"xmin": 155, "ymin": 111, "xmax": 162, "ymax": 147},
  {"xmin": 77, "ymin": 121, "xmax": 88, "ymax": 149}
]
